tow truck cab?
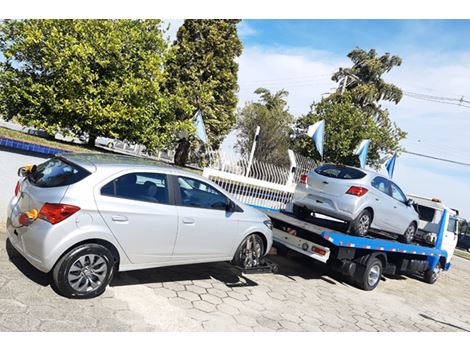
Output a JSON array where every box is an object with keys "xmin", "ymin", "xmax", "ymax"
[{"xmin": 408, "ymin": 195, "xmax": 459, "ymax": 263}]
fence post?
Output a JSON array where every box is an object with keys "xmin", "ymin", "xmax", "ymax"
[{"xmin": 286, "ymin": 149, "xmax": 296, "ymax": 187}]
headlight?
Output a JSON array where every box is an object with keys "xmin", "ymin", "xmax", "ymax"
[{"xmin": 263, "ymin": 220, "xmax": 273, "ymax": 230}]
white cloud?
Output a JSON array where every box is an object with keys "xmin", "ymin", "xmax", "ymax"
[{"xmin": 237, "ymin": 46, "xmax": 348, "ymax": 116}]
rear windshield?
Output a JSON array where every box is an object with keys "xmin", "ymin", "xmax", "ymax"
[
  {"xmin": 29, "ymin": 157, "xmax": 90, "ymax": 188},
  {"xmin": 413, "ymin": 204, "xmax": 436, "ymax": 222},
  {"xmin": 314, "ymin": 164, "xmax": 366, "ymax": 180}
]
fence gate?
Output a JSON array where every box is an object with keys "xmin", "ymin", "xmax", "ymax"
[{"xmin": 203, "ymin": 150, "xmax": 317, "ymax": 211}]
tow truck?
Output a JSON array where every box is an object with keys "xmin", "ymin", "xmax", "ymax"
[{"xmin": 262, "ymin": 205, "xmax": 454, "ymax": 291}]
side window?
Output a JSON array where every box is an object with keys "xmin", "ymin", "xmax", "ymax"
[
  {"xmin": 371, "ymin": 177, "xmax": 390, "ymax": 195},
  {"xmin": 390, "ymin": 182, "xmax": 407, "ymax": 203},
  {"xmin": 101, "ymin": 172, "xmax": 169, "ymax": 204},
  {"xmin": 177, "ymin": 176, "xmax": 228, "ymax": 210}
]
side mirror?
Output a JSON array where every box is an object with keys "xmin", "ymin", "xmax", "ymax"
[
  {"xmin": 18, "ymin": 165, "xmax": 35, "ymax": 177},
  {"xmin": 226, "ymin": 200, "xmax": 236, "ymax": 213},
  {"xmin": 406, "ymin": 199, "xmax": 414, "ymax": 207}
]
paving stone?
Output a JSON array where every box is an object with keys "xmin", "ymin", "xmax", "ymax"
[
  {"xmin": 177, "ymin": 290, "xmax": 201, "ymax": 302},
  {"xmin": 227, "ymin": 291, "xmax": 248, "ymax": 301},
  {"xmin": 153, "ymin": 287, "xmax": 178, "ymax": 299},
  {"xmin": 194, "ymin": 280, "xmax": 214, "ymax": 289},
  {"xmin": 0, "ymin": 299, "xmax": 27, "ymax": 313},
  {"xmin": 162, "ymin": 282, "xmax": 186, "ymax": 292},
  {"xmin": 167, "ymin": 297, "xmax": 194, "ymax": 310},
  {"xmin": 99, "ymin": 298, "xmax": 130, "ymax": 311},
  {"xmin": 217, "ymin": 303, "xmax": 240, "ymax": 316},
  {"xmin": 279, "ymin": 320, "xmax": 303, "ymax": 331},
  {"xmin": 193, "ymin": 300, "xmax": 217, "ymax": 313},
  {"xmin": 206, "ymin": 288, "xmax": 228, "ymax": 298},
  {"xmin": 185, "ymin": 284, "xmax": 207, "ymax": 295},
  {"xmin": 200, "ymin": 294, "xmax": 223, "ymax": 305}
]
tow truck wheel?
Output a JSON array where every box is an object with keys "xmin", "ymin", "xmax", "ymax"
[
  {"xmin": 355, "ymin": 257, "xmax": 383, "ymax": 291},
  {"xmin": 423, "ymin": 266, "xmax": 439, "ymax": 284}
]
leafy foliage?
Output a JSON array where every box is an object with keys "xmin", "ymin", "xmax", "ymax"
[
  {"xmin": 291, "ymin": 94, "xmax": 406, "ymax": 169},
  {"xmin": 331, "ymin": 48, "xmax": 403, "ymax": 124},
  {"xmin": 237, "ymin": 88, "xmax": 294, "ymax": 166},
  {"xmin": 165, "ymin": 19, "xmax": 243, "ymax": 165},
  {"xmin": 0, "ymin": 20, "xmax": 190, "ymax": 150}
]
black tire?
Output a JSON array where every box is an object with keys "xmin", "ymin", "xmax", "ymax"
[
  {"xmin": 232, "ymin": 234, "xmax": 265, "ymax": 269},
  {"xmin": 52, "ymin": 243, "xmax": 115, "ymax": 299},
  {"xmin": 423, "ymin": 266, "xmax": 439, "ymax": 284},
  {"xmin": 354, "ymin": 257, "xmax": 383, "ymax": 291},
  {"xmin": 350, "ymin": 209, "xmax": 372, "ymax": 237},
  {"xmin": 401, "ymin": 222, "xmax": 416, "ymax": 244},
  {"xmin": 293, "ymin": 204, "xmax": 310, "ymax": 220}
]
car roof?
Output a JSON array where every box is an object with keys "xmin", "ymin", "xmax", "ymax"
[{"xmin": 58, "ymin": 152, "xmax": 198, "ymax": 177}]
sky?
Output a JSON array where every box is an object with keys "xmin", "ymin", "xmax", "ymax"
[{"xmin": 168, "ymin": 19, "xmax": 470, "ymax": 218}]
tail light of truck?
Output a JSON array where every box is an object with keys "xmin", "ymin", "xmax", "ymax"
[
  {"xmin": 15, "ymin": 181, "xmax": 20, "ymax": 196},
  {"xmin": 346, "ymin": 186, "xmax": 368, "ymax": 197},
  {"xmin": 300, "ymin": 175, "xmax": 308, "ymax": 184},
  {"xmin": 38, "ymin": 203, "xmax": 80, "ymax": 225}
]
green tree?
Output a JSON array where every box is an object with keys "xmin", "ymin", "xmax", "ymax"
[
  {"xmin": 331, "ymin": 48, "xmax": 403, "ymax": 124},
  {"xmin": 165, "ymin": 19, "xmax": 243, "ymax": 166},
  {"xmin": 236, "ymin": 88, "xmax": 294, "ymax": 166},
  {"xmin": 0, "ymin": 20, "xmax": 188, "ymax": 150},
  {"xmin": 291, "ymin": 94, "xmax": 406, "ymax": 169}
]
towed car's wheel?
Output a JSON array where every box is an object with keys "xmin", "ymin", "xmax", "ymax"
[
  {"xmin": 401, "ymin": 222, "xmax": 416, "ymax": 244},
  {"xmin": 232, "ymin": 234, "xmax": 265, "ymax": 269},
  {"xmin": 52, "ymin": 243, "xmax": 115, "ymax": 299},
  {"xmin": 350, "ymin": 209, "xmax": 372, "ymax": 237}
]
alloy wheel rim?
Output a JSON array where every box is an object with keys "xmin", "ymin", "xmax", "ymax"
[
  {"xmin": 368, "ymin": 264, "xmax": 381, "ymax": 287},
  {"xmin": 241, "ymin": 235, "xmax": 262, "ymax": 269},
  {"xmin": 67, "ymin": 254, "xmax": 108, "ymax": 292},
  {"xmin": 359, "ymin": 214, "xmax": 370, "ymax": 235}
]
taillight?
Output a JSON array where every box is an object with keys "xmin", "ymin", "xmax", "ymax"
[
  {"xmin": 300, "ymin": 175, "xmax": 308, "ymax": 184},
  {"xmin": 38, "ymin": 203, "xmax": 80, "ymax": 225},
  {"xmin": 346, "ymin": 186, "xmax": 368, "ymax": 197},
  {"xmin": 15, "ymin": 181, "xmax": 20, "ymax": 196}
]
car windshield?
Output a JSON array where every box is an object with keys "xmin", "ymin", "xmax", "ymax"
[{"xmin": 314, "ymin": 164, "xmax": 366, "ymax": 180}]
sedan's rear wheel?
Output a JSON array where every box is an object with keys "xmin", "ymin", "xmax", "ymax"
[
  {"xmin": 52, "ymin": 244, "xmax": 115, "ymax": 299},
  {"xmin": 350, "ymin": 209, "xmax": 372, "ymax": 237},
  {"xmin": 232, "ymin": 234, "xmax": 265, "ymax": 269},
  {"xmin": 401, "ymin": 222, "xmax": 416, "ymax": 244}
]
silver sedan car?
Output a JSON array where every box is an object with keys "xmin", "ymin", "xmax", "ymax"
[
  {"xmin": 291, "ymin": 163, "xmax": 419, "ymax": 243},
  {"xmin": 7, "ymin": 153, "xmax": 272, "ymax": 298}
]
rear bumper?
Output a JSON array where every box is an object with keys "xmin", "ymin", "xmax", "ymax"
[{"xmin": 293, "ymin": 186, "xmax": 361, "ymax": 222}]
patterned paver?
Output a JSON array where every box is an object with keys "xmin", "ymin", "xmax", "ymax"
[{"xmin": 1, "ymin": 228, "xmax": 470, "ymax": 332}]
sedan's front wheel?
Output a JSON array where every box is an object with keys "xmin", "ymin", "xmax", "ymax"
[
  {"xmin": 52, "ymin": 243, "xmax": 115, "ymax": 299},
  {"xmin": 232, "ymin": 234, "xmax": 265, "ymax": 269}
]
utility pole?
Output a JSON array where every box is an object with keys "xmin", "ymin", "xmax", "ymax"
[{"xmin": 245, "ymin": 125, "xmax": 260, "ymax": 177}]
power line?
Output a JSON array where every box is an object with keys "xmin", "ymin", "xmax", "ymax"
[{"xmin": 403, "ymin": 150, "xmax": 470, "ymax": 167}]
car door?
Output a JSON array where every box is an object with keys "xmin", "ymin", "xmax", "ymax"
[
  {"xmin": 95, "ymin": 171, "xmax": 178, "ymax": 265},
  {"xmin": 369, "ymin": 176, "xmax": 393, "ymax": 231},
  {"xmin": 172, "ymin": 175, "xmax": 240, "ymax": 262},
  {"xmin": 389, "ymin": 182, "xmax": 412, "ymax": 234}
]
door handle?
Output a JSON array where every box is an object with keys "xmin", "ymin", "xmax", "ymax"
[
  {"xmin": 375, "ymin": 198, "xmax": 380, "ymax": 201},
  {"xmin": 182, "ymin": 218, "xmax": 195, "ymax": 224},
  {"xmin": 112, "ymin": 215, "xmax": 128, "ymax": 222}
]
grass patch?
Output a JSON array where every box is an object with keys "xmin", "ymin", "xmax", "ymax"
[
  {"xmin": 0, "ymin": 127, "xmax": 100, "ymax": 153},
  {"xmin": 455, "ymin": 249, "xmax": 470, "ymax": 261}
]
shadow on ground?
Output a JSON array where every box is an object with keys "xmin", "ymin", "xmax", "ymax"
[{"xmin": 6, "ymin": 238, "xmax": 51, "ymax": 286}]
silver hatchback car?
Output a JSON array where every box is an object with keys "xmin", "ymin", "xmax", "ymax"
[
  {"xmin": 7, "ymin": 153, "xmax": 272, "ymax": 298},
  {"xmin": 291, "ymin": 163, "xmax": 419, "ymax": 243}
]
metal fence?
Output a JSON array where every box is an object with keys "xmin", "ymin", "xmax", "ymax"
[{"xmin": 203, "ymin": 150, "xmax": 317, "ymax": 210}]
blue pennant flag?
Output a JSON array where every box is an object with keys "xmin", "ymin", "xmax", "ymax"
[
  {"xmin": 385, "ymin": 154, "xmax": 397, "ymax": 179},
  {"xmin": 194, "ymin": 110, "xmax": 208, "ymax": 144},
  {"xmin": 355, "ymin": 139, "xmax": 371, "ymax": 169},
  {"xmin": 306, "ymin": 120, "xmax": 325, "ymax": 158}
]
